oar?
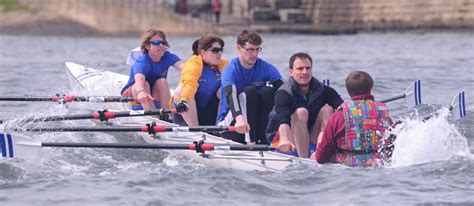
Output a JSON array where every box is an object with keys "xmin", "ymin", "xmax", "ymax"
[
  {"xmin": 423, "ymin": 91, "xmax": 466, "ymax": 121},
  {"xmin": 0, "ymin": 109, "xmax": 176, "ymax": 124},
  {"xmin": 14, "ymin": 125, "xmax": 236, "ymax": 134},
  {"xmin": 0, "ymin": 133, "xmax": 274, "ymax": 159},
  {"xmin": 34, "ymin": 142, "xmax": 276, "ymax": 152},
  {"xmin": 380, "ymin": 80, "xmax": 422, "ymax": 107},
  {"xmin": 449, "ymin": 91, "xmax": 466, "ymax": 120},
  {"xmin": 391, "ymin": 91, "xmax": 468, "ymax": 126},
  {"xmin": 0, "ymin": 95, "xmax": 134, "ymax": 103},
  {"xmin": 322, "ymin": 79, "xmax": 330, "ymax": 86}
]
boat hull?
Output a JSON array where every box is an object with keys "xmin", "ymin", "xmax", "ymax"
[{"xmin": 64, "ymin": 62, "xmax": 318, "ymax": 171}]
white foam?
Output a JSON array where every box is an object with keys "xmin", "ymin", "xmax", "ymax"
[{"xmin": 390, "ymin": 108, "xmax": 471, "ymax": 167}]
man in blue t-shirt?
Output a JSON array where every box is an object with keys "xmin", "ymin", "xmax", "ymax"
[
  {"xmin": 217, "ymin": 30, "xmax": 283, "ymax": 144},
  {"xmin": 121, "ymin": 29, "xmax": 184, "ymax": 119}
]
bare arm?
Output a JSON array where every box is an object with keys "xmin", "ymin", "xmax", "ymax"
[
  {"xmin": 276, "ymin": 123, "xmax": 295, "ymax": 152},
  {"xmin": 134, "ymin": 73, "xmax": 152, "ymax": 103},
  {"xmin": 173, "ymin": 60, "xmax": 185, "ymax": 72}
]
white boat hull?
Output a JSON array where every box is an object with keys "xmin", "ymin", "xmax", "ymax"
[{"xmin": 64, "ymin": 62, "xmax": 318, "ymax": 171}]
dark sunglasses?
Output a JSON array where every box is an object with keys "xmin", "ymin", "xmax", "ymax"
[
  {"xmin": 150, "ymin": 39, "xmax": 167, "ymax": 46},
  {"xmin": 208, "ymin": 47, "xmax": 224, "ymax": 54}
]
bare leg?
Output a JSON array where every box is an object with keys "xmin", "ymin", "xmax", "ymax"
[
  {"xmin": 291, "ymin": 108, "xmax": 310, "ymax": 158},
  {"xmin": 172, "ymin": 84, "xmax": 199, "ymax": 126},
  {"xmin": 182, "ymin": 99, "xmax": 199, "ymax": 126},
  {"xmin": 153, "ymin": 78, "xmax": 171, "ymax": 109},
  {"xmin": 309, "ymin": 105, "xmax": 335, "ymax": 145}
]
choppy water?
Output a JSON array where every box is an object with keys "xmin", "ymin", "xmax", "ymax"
[{"xmin": 0, "ymin": 32, "xmax": 473, "ymax": 205}]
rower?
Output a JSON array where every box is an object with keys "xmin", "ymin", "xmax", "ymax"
[
  {"xmin": 267, "ymin": 53, "xmax": 343, "ymax": 158},
  {"xmin": 172, "ymin": 35, "xmax": 229, "ymax": 126},
  {"xmin": 312, "ymin": 71, "xmax": 395, "ymax": 167},
  {"xmin": 120, "ymin": 29, "xmax": 186, "ymax": 121},
  {"xmin": 217, "ymin": 30, "xmax": 283, "ymax": 145}
]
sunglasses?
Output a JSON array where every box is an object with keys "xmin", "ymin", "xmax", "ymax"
[
  {"xmin": 150, "ymin": 39, "xmax": 167, "ymax": 46},
  {"xmin": 208, "ymin": 47, "xmax": 224, "ymax": 54}
]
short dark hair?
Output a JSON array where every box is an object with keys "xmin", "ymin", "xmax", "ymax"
[
  {"xmin": 237, "ymin": 29, "xmax": 262, "ymax": 46},
  {"xmin": 345, "ymin": 71, "xmax": 374, "ymax": 96},
  {"xmin": 289, "ymin": 52, "xmax": 312, "ymax": 69}
]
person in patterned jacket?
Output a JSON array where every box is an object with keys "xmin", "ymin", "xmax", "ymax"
[{"xmin": 312, "ymin": 71, "xmax": 394, "ymax": 167}]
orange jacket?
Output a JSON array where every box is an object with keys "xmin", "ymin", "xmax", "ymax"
[{"xmin": 179, "ymin": 55, "xmax": 228, "ymax": 102}]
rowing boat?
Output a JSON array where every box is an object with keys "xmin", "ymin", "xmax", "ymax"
[
  {"xmin": 2, "ymin": 62, "xmax": 466, "ymax": 170},
  {"xmin": 63, "ymin": 62, "xmax": 316, "ymax": 171}
]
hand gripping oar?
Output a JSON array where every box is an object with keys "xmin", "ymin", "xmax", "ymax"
[
  {"xmin": 0, "ymin": 95, "xmax": 134, "ymax": 104},
  {"xmin": 380, "ymin": 80, "xmax": 422, "ymax": 107},
  {"xmin": 0, "ymin": 109, "xmax": 177, "ymax": 124},
  {"xmin": 16, "ymin": 125, "xmax": 236, "ymax": 135}
]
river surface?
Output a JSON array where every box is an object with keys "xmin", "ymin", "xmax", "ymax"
[{"xmin": 0, "ymin": 32, "xmax": 473, "ymax": 205}]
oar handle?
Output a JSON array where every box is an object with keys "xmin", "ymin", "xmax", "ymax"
[{"xmin": 148, "ymin": 125, "xmax": 236, "ymax": 133}]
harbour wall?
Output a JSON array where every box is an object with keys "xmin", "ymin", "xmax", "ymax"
[{"xmin": 6, "ymin": 0, "xmax": 474, "ymax": 35}]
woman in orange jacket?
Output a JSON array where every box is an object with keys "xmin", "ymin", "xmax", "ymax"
[{"xmin": 172, "ymin": 35, "xmax": 229, "ymax": 126}]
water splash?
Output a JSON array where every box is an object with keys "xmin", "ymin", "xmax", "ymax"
[{"xmin": 390, "ymin": 107, "xmax": 471, "ymax": 167}]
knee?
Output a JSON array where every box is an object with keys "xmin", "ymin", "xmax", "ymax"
[
  {"xmin": 318, "ymin": 105, "xmax": 335, "ymax": 119},
  {"xmin": 243, "ymin": 85, "xmax": 257, "ymax": 95},
  {"xmin": 156, "ymin": 78, "xmax": 168, "ymax": 85},
  {"xmin": 134, "ymin": 81, "xmax": 151, "ymax": 90},
  {"xmin": 243, "ymin": 86, "xmax": 258, "ymax": 99},
  {"xmin": 294, "ymin": 107, "xmax": 309, "ymax": 121}
]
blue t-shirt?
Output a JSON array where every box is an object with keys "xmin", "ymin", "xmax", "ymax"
[
  {"xmin": 121, "ymin": 51, "xmax": 180, "ymax": 94},
  {"xmin": 195, "ymin": 65, "xmax": 221, "ymax": 110},
  {"xmin": 217, "ymin": 57, "xmax": 282, "ymax": 122}
]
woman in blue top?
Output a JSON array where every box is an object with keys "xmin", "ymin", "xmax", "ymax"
[
  {"xmin": 172, "ymin": 35, "xmax": 228, "ymax": 126},
  {"xmin": 121, "ymin": 29, "xmax": 184, "ymax": 117}
]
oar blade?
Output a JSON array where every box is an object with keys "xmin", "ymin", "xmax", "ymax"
[
  {"xmin": 451, "ymin": 91, "xmax": 467, "ymax": 120},
  {"xmin": 322, "ymin": 79, "xmax": 330, "ymax": 87},
  {"xmin": 404, "ymin": 79, "xmax": 422, "ymax": 108},
  {"xmin": 0, "ymin": 132, "xmax": 42, "ymax": 160}
]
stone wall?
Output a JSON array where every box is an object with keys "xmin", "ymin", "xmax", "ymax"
[
  {"xmin": 11, "ymin": 0, "xmax": 474, "ymax": 35},
  {"xmin": 301, "ymin": 0, "xmax": 474, "ymax": 32},
  {"xmin": 18, "ymin": 0, "xmax": 215, "ymax": 36}
]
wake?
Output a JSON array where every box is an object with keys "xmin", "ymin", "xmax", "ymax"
[{"xmin": 389, "ymin": 107, "xmax": 472, "ymax": 167}]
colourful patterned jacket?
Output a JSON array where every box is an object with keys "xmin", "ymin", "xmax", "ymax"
[{"xmin": 334, "ymin": 98, "xmax": 392, "ymax": 167}]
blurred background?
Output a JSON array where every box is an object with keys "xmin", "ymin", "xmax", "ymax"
[{"xmin": 1, "ymin": 0, "xmax": 473, "ymax": 36}]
